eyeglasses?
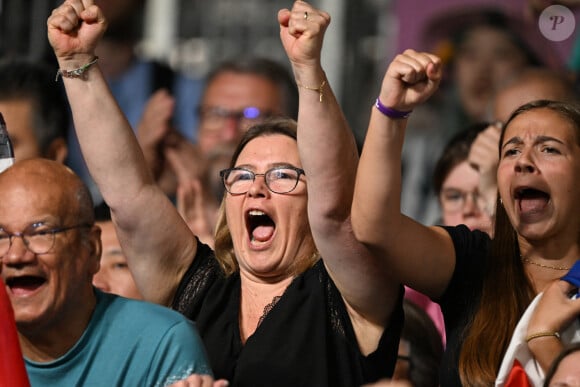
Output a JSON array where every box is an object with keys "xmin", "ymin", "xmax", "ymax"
[
  {"xmin": 0, "ymin": 224, "xmax": 92, "ymax": 256},
  {"xmin": 220, "ymin": 166, "xmax": 305, "ymax": 195},
  {"xmin": 197, "ymin": 106, "xmax": 272, "ymax": 131},
  {"xmin": 440, "ymin": 189, "xmax": 487, "ymax": 213}
]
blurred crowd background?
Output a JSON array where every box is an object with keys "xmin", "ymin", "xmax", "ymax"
[{"xmin": 0, "ymin": 0, "xmax": 578, "ymax": 144}]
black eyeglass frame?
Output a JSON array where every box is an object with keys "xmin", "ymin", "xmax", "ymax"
[
  {"xmin": 0, "ymin": 223, "xmax": 93, "ymax": 256},
  {"xmin": 220, "ymin": 166, "xmax": 306, "ymax": 195}
]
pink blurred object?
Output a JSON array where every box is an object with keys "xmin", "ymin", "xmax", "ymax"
[{"xmin": 404, "ymin": 286, "xmax": 446, "ymax": 347}]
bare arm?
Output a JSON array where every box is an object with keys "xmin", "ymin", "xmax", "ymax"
[
  {"xmin": 351, "ymin": 50, "xmax": 456, "ymax": 298},
  {"xmin": 47, "ymin": 0, "xmax": 196, "ymax": 306},
  {"xmin": 279, "ymin": 1, "xmax": 399, "ymax": 353}
]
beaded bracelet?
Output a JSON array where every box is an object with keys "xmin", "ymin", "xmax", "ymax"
[
  {"xmin": 55, "ymin": 57, "xmax": 99, "ymax": 81},
  {"xmin": 525, "ymin": 331, "xmax": 561, "ymax": 343},
  {"xmin": 374, "ymin": 98, "xmax": 412, "ymax": 119}
]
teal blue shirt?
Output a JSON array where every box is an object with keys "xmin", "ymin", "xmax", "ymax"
[{"xmin": 25, "ymin": 289, "xmax": 211, "ymax": 386}]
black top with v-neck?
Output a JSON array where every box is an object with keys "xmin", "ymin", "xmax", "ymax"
[{"xmin": 172, "ymin": 241, "xmax": 403, "ymax": 387}]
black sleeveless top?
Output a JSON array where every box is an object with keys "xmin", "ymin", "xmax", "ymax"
[{"xmin": 172, "ymin": 241, "xmax": 403, "ymax": 387}]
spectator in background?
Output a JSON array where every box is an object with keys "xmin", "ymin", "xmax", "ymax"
[
  {"xmin": 93, "ymin": 0, "xmax": 202, "ymax": 134},
  {"xmin": 142, "ymin": 56, "xmax": 299, "ymax": 192},
  {"xmin": 0, "ymin": 58, "xmax": 69, "ymax": 162},
  {"xmin": 92, "ymin": 205, "xmax": 142, "ymax": 300},
  {"xmin": 543, "ymin": 343, "xmax": 580, "ymax": 387},
  {"xmin": 363, "ymin": 301, "xmax": 444, "ymax": 387},
  {"xmin": 492, "ymin": 67, "xmax": 578, "ymax": 123},
  {"xmin": 195, "ymin": 58, "xmax": 298, "ymax": 154},
  {"xmin": 433, "ymin": 122, "xmax": 496, "ymax": 236},
  {"xmin": 400, "ymin": 8, "xmax": 548, "ymax": 225},
  {"xmin": 393, "ymin": 300, "xmax": 443, "ymax": 387}
]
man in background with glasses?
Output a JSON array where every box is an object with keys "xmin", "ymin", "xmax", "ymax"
[
  {"xmin": 139, "ymin": 57, "xmax": 298, "ymax": 200},
  {"xmin": 195, "ymin": 58, "xmax": 298, "ymax": 158},
  {"xmin": 0, "ymin": 159, "xmax": 218, "ymax": 386}
]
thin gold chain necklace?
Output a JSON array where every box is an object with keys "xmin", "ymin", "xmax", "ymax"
[{"xmin": 521, "ymin": 256, "xmax": 571, "ymax": 271}]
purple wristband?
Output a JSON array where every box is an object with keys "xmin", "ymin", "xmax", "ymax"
[{"xmin": 374, "ymin": 98, "xmax": 412, "ymax": 119}]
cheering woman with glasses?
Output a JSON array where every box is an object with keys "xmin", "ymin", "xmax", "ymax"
[
  {"xmin": 47, "ymin": 1, "xmax": 403, "ymax": 386},
  {"xmin": 220, "ymin": 165, "xmax": 305, "ymax": 195}
]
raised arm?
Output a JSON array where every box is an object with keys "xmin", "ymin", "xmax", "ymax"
[
  {"xmin": 278, "ymin": 3, "xmax": 355, "ymax": 234},
  {"xmin": 352, "ymin": 50, "xmax": 457, "ymax": 298},
  {"xmin": 279, "ymin": 1, "xmax": 399, "ymax": 353},
  {"xmin": 47, "ymin": 0, "xmax": 196, "ymax": 306}
]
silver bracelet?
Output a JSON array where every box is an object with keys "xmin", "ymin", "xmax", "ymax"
[{"xmin": 55, "ymin": 57, "xmax": 99, "ymax": 81}]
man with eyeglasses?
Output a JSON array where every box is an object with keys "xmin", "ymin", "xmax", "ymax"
[
  {"xmin": 0, "ymin": 159, "xmax": 216, "ymax": 386},
  {"xmin": 196, "ymin": 57, "xmax": 298, "ymax": 156}
]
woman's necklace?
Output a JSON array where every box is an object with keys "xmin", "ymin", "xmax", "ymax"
[{"xmin": 521, "ymin": 256, "xmax": 571, "ymax": 271}]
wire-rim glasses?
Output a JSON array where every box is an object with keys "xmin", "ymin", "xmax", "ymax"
[
  {"xmin": 0, "ymin": 223, "xmax": 93, "ymax": 256},
  {"xmin": 220, "ymin": 166, "xmax": 305, "ymax": 195}
]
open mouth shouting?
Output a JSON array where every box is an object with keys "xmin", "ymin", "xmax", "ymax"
[
  {"xmin": 514, "ymin": 186, "xmax": 550, "ymax": 222},
  {"xmin": 246, "ymin": 209, "xmax": 276, "ymax": 248}
]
